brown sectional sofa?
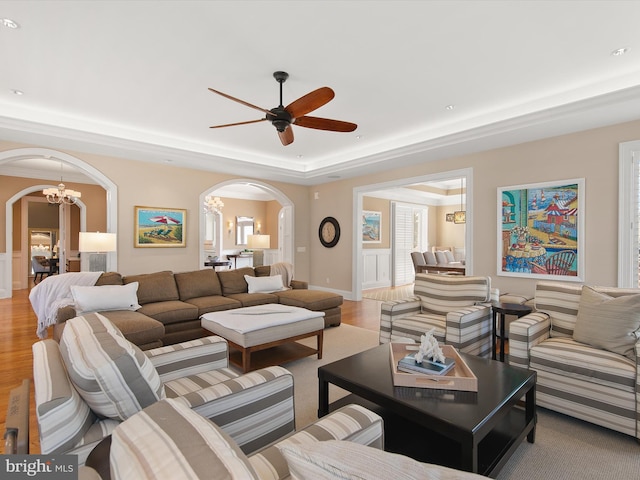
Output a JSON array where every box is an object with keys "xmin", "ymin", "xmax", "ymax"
[{"xmin": 53, "ymin": 266, "xmax": 343, "ymax": 349}]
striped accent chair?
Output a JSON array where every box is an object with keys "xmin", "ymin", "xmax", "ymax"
[
  {"xmin": 33, "ymin": 313, "xmax": 295, "ymax": 465},
  {"xmin": 509, "ymin": 281, "xmax": 640, "ymax": 440},
  {"xmin": 379, "ymin": 274, "xmax": 496, "ymax": 357},
  {"xmin": 100, "ymin": 398, "xmax": 484, "ymax": 480}
]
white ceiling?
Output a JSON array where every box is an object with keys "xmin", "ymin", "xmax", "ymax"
[{"xmin": 1, "ymin": 1, "xmax": 640, "ymax": 188}]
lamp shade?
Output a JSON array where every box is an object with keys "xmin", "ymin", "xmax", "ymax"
[
  {"xmin": 79, "ymin": 232, "xmax": 117, "ymax": 252},
  {"xmin": 247, "ymin": 234, "xmax": 270, "ymax": 249}
]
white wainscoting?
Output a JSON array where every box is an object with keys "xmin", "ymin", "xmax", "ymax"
[
  {"xmin": 13, "ymin": 251, "xmax": 25, "ymax": 290},
  {"xmin": 0, "ymin": 253, "xmax": 9, "ymax": 298},
  {"xmin": 362, "ymin": 248, "xmax": 391, "ymax": 290}
]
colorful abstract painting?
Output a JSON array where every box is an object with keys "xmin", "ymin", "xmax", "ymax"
[{"xmin": 497, "ymin": 179, "xmax": 584, "ymax": 281}]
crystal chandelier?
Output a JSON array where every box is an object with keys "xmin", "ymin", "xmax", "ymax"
[
  {"xmin": 43, "ymin": 162, "xmax": 82, "ymax": 204},
  {"xmin": 203, "ymin": 195, "xmax": 224, "ymax": 214}
]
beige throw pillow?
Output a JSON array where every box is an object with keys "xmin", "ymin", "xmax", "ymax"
[{"xmin": 573, "ymin": 286, "xmax": 640, "ymax": 359}]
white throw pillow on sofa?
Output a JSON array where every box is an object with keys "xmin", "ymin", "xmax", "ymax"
[
  {"xmin": 71, "ymin": 282, "xmax": 141, "ymax": 314},
  {"xmin": 244, "ymin": 275, "xmax": 286, "ymax": 294}
]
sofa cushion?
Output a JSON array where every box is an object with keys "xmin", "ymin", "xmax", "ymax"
[
  {"xmin": 123, "ymin": 271, "xmax": 179, "ymax": 304},
  {"xmin": 175, "ymin": 269, "xmax": 222, "ymax": 300},
  {"xmin": 99, "ymin": 310, "xmax": 165, "ymax": 347},
  {"xmin": 110, "ymin": 399, "xmax": 258, "ymax": 480},
  {"xmin": 278, "ymin": 440, "xmax": 483, "ymax": 480},
  {"xmin": 573, "ymin": 286, "xmax": 640, "ymax": 360},
  {"xmin": 71, "ymin": 282, "xmax": 141, "ymax": 314},
  {"xmin": 244, "ymin": 274, "xmax": 286, "ymax": 293},
  {"xmin": 218, "ymin": 267, "xmax": 255, "ymax": 295},
  {"xmin": 224, "ymin": 292, "xmax": 279, "ymax": 307},
  {"xmin": 96, "ymin": 272, "xmax": 123, "ymax": 286},
  {"xmin": 254, "ymin": 265, "xmax": 271, "ymax": 277},
  {"xmin": 529, "ymin": 337, "xmax": 636, "ymax": 392},
  {"xmin": 275, "ymin": 289, "xmax": 343, "ymax": 311},
  {"xmin": 185, "ymin": 295, "xmax": 242, "ymax": 315},
  {"xmin": 59, "ymin": 313, "xmax": 165, "ymax": 421},
  {"xmin": 137, "ymin": 300, "xmax": 198, "ymax": 325}
]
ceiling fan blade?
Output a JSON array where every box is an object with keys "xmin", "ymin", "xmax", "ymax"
[
  {"xmin": 285, "ymin": 87, "xmax": 335, "ymax": 118},
  {"xmin": 210, "ymin": 118, "xmax": 267, "ymax": 129},
  {"xmin": 278, "ymin": 127, "xmax": 294, "ymax": 146},
  {"xmin": 294, "ymin": 116, "xmax": 357, "ymax": 132},
  {"xmin": 208, "ymin": 88, "xmax": 275, "ymax": 116}
]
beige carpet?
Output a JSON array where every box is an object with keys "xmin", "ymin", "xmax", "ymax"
[
  {"xmin": 278, "ymin": 325, "xmax": 640, "ymax": 479},
  {"xmin": 281, "ymin": 324, "xmax": 380, "ymax": 428}
]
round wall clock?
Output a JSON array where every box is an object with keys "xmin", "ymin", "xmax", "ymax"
[{"xmin": 319, "ymin": 216, "xmax": 340, "ymax": 248}]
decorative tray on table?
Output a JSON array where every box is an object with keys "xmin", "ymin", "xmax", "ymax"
[{"xmin": 389, "ymin": 343, "xmax": 478, "ymax": 392}]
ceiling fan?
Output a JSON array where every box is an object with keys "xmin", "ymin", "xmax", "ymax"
[{"xmin": 208, "ymin": 71, "xmax": 357, "ymax": 146}]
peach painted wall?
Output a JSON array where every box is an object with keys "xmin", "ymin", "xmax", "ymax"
[{"xmin": 2, "ymin": 118, "xmax": 640, "ymax": 298}]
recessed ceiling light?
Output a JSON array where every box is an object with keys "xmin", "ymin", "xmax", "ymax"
[
  {"xmin": 2, "ymin": 18, "xmax": 19, "ymax": 29},
  {"xmin": 445, "ymin": 105, "xmax": 455, "ymax": 111},
  {"xmin": 611, "ymin": 47, "xmax": 629, "ymax": 57},
  {"xmin": 10, "ymin": 89, "xmax": 23, "ymax": 95},
  {"xmin": 296, "ymin": 154, "xmax": 304, "ymax": 159},
  {"xmin": 355, "ymin": 135, "xmax": 363, "ymax": 140}
]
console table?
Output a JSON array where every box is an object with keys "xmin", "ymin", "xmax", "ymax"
[{"xmin": 204, "ymin": 260, "xmax": 231, "ymax": 270}]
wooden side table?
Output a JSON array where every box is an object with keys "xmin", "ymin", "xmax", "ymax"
[
  {"xmin": 491, "ymin": 301, "xmax": 532, "ymax": 362},
  {"xmin": 226, "ymin": 254, "xmax": 239, "ymax": 269}
]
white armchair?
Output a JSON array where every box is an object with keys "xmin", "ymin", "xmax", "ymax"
[
  {"xmin": 379, "ymin": 273, "xmax": 496, "ymax": 357},
  {"xmin": 509, "ymin": 281, "xmax": 640, "ymax": 439}
]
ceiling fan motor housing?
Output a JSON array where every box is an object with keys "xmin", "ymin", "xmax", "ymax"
[{"xmin": 268, "ymin": 107, "xmax": 292, "ymax": 132}]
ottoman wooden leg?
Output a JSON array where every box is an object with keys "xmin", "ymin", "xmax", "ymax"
[{"xmin": 317, "ymin": 330, "xmax": 324, "ymax": 359}]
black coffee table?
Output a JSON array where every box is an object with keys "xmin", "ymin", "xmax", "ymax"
[{"xmin": 318, "ymin": 344, "xmax": 536, "ymax": 477}]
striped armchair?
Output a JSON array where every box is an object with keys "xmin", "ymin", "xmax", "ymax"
[
  {"xmin": 509, "ymin": 281, "xmax": 640, "ymax": 439},
  {"xmin": 33, "ymin": 313, "xmax": 295, "ymax": 465},
  {"xmin": 87, "ymin": 398, "xmax": 483, "ymax": 480},
  {"xmin": 379, "ymin": 274, "xmax": 496, "ymax": 357}
]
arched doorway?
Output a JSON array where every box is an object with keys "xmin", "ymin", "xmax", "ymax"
[
  {"xmin": 199, "ymin": 179, "xmax": 294, "ymax": 270},
  {"xmin": 0, "ymin": 148, "xmax": 118, "ymax": 298}
]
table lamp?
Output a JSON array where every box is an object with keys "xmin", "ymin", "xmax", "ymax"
[
  {"xmin": 79, "ymin": 232, "xmax": 117, "ymax": 272},
  {"xmin": 247, "ymin": 234, "xmax": 270, "ymax": 267}
]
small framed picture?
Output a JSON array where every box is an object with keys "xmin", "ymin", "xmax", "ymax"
[
  {"xmin": 134, "ymin": 206, "xmax": 186, "ymax": 248},
  {"xmin": 362, "ymin": 210, "xmax": 382, "ymax": 243}
]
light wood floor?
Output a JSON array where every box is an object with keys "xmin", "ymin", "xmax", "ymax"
[{"xmin": 0, "ymin": 286, "xmax": 385, "ymax": 454}]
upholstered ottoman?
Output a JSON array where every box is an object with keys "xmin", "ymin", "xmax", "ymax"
[{"xmin": 201, "ymin": 304, "xmax": 324, "ymax": 372}]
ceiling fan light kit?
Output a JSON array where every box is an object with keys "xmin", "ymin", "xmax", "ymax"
[{"xmin": 209, "ymin": 71, "xmax": 357, "ymax": 146}]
